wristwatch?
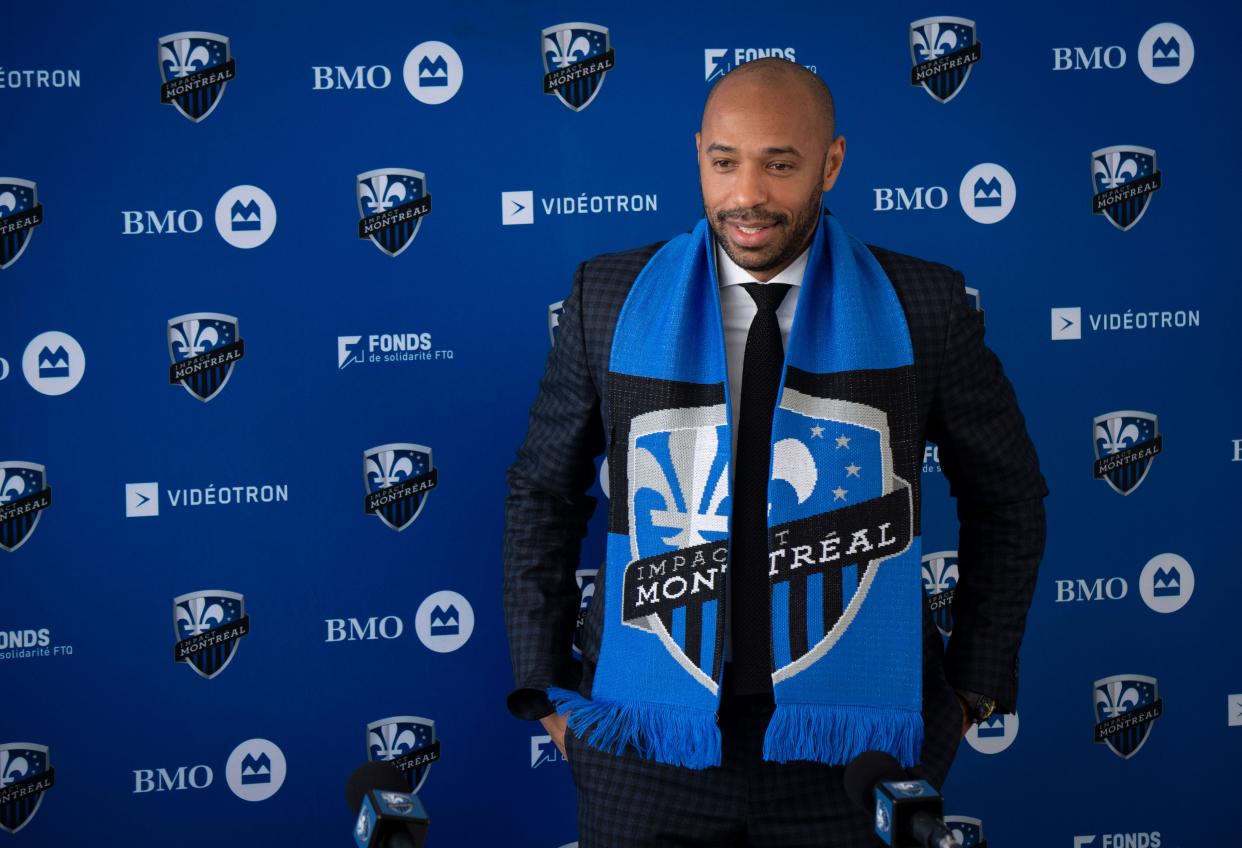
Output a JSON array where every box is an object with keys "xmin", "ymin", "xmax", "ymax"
[{"xmin": 956, "ymin": 689, "xmax": 997, "ymax": 723}]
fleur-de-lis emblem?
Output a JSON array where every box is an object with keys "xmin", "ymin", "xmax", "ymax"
[
  {"xmin": 1095, "ymin": 417, "xmax": 1141, "ymax": 454},
  {"xmin": 170, "ymin": 319, "xmax": 220, "ymax": 360},
  {"xmin": 545, "ymin": 29, "xmax": 593, "ymax": 69},
  {"xmin": 922, "ymin": 556, "xmax": 959, "ymax": 594},
  {"xmin": 0, "ymin": 192, "xmax": 16, "ymax": 215},
  {"xmin": 177, "ymin": 596, "xmax": 225, "ymax": 637},
  {"xmin": 1093, "ymin": 151, "xmax": 1139, "ymax": 189},
  {"xmin": 360, "ymin": 175, "xmax": 408, "ymax": 216},
  {"xmin": 912, "ymin": 22, "xmax": 958, "ymax": 61},
  {"xmin": 0, "ymin": 473, "xmax": 26, "ymax": 504},
  {"xmin": 161, "ymin": 38, "xmax": 212, "ymax": 78},
  {"xmin": 368, "ymin": 722, "xmax": 418, "ymax": 761},
  {"xmin": 632, "ymin": 426, "xmax": 730, "ymax": 552},
  {"xmin": 0, "ymin": 750, "xmax": 29, "ymax": 786},
  {"xmin": 1096, "ymin": 680, "xmax": 1140, "ymax": 718},
  {"xmin": 366, "ymin": 450, "xmax": 414, "ymax": 490}
]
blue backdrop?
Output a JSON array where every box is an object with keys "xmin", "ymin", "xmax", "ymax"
[{"xmin": 2, "ymin": 2, "xmax": 1238, "ymax": 845}]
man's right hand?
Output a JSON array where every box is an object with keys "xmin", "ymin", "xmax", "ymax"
[{"xmin": 540, "ymin": 711, "xmax": 569, "ymax": 757}]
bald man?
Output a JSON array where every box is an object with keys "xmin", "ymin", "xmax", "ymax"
[{"xmin": 504, "ymin": 59, "xmax": 1046, "ymax": 847}]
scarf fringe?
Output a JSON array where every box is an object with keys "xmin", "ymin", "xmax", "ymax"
[
  {"xmin": 548, "ymin": 687, "xmax": 722, "ymax": 769},
  {"xmin": 762, "ymin": 702, "xmax": 923, "ymax": 767}
]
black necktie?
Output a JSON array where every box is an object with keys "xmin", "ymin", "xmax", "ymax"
[{"xmin": 730, "ymin": 282, "xmax": 791, "ymax": 695}]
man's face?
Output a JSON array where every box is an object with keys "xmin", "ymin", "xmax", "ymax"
[{"xmin": 697, "ymin": 77, "xmax": 844, "ymax": 280}]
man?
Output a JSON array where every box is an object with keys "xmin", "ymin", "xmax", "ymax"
[{"xmin": 504, "ymin": 59, "xmax": 1045, "ymax": 847}]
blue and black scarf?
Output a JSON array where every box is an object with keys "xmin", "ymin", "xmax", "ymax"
[{"xmin": 552, "ymin": 216, "xmax": 924, "ymax": 769}]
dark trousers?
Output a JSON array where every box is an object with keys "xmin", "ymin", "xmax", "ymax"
[{"xmin": 566, "ymin": 690, "xmax": 886, "ymax": 848}]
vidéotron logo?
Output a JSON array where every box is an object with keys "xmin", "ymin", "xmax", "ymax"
[
  {"xmin": 1093, "ymin": 411, "xmax": 1162, "ymax": 496},
  {"xmin": 909, "ymin": 17, "xmax": 982, "ymax": 103},
  {"xmin": 363, "ymin": 444, "xmax": 438, "ymax": 532},
  {"xmin": 542, "ymin": 22, "xmax": 615, "ymax": 112},
  {"xmin": 415, "ymin": 590, "xmax": 474, "ymax": 652},
  {"xmin": 0, "ymin": 462, "xmax": 51, "ymax": 553},
  {"xmin": 173, "ymin": 590, "xmax": 250, "ymax": 680},
  {"xmin": 1094, "ymin": 675, "xmax": 1163, "ymax": 759},
  {"xmin": 367, "ymin": 716, "xmax": 440, "ymax": 793},
  {"xmin": 964, "ymin": 711, "xmax": 1019, "ymax": 755},
  {"xmin": 168, "ymin": 313, "xmax": 245, "ymax": 402},
  {"xmin": 158, "ymin": 32, "xmax": 236, "ymax": 123},
  {"xmin": 0, "ymin": 743, "xmax": 55, "ymax": 834},
  {"xmin": 357, "ymin": 169, "xmax": 432, "ymax": 257},
  {"xmin": 921, "ymin": 551, "xmax": 958, "ymax": 638},
  {"xmin": 959, "ymin": 163, "xmax": 1015, "ymax": 224},
  {"xmin": 1091, "ymin": 147, "xmax": 1161, "ymax": 232},
  {"xmin": 403, "ymin": 41, "xmax": 463, "ymax": 105},
  {"xmin": 1138, "ymin": 23, "xmax": 1193, "ymax": 84},
  {"xmin": 225, "ymin": 738, "xmax": 285, "ymax": 802},
  {"xmin": 0, "ymin": 178, "xmax": 44, "ymax": 270},
  {"xmin": 22, "ymin": 331, "xmax": 85, "ymax": 396}
]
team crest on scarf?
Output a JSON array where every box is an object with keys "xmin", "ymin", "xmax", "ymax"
[
  {"xmin": 623, "ymin": 405, "xmax": 730, "ymax": 692},
  {"xmin": 363, "ymin": 444, "xmax": 437, "ymax": 531},
  {"xmin": 910, "ymin": 17, "xmax": 981, "ymax": 103},
  {"xmin": 944, "ymin": 817, "xmax": 987, "ymax": 848},
  {"xmin": 168, "ymin": 313, "xmax": 245, "ymax": 402},
  {"xmin": 158, "ymin": 32, "xmax": 235, "ymax": 122},
  {"xmin": 767, "ymin": 391, "xmax": 913, "ymax": 682},
  {"xmin": 1094, "ymin": 674, "xmax": 1163, "ymax": 759},
  {"xmin": 542, "ymin": 22, "xmax": 615, "ymax": 112},
  {"xmin": 173, "ymin": 590, "xmax": 249, "ymax": 680},
  {"xmin": 1091, "ymin": 146, "xmax": 1161, "ymax": 232},
  {"xmin": 1093, "ymin": 411, "xmax": 1162, "ymax": 496},
  {"xmin": 573, "ymin": 567, "xmax": 599, "ymax": 658},
  {"xmin": 0, "ymin": 179, "xmax": 44, "ymax": 270},
  {"xmin": 0, "ymin": 463, "xmax": 51, "ymax": 553},
  {"xmin": 0, "ymin": 744, "xmax": 54, "ymax": 834},
  {"xmin": 921, "ymin": 550, "xmax": 958, "ymax": 637},
  {"xmin": 366, "ymin": 716, "xmax": 440, "ymax": 793},
  {"xmin": 357, "ymin": 169, "xmax": 432, "ymax": 257}
]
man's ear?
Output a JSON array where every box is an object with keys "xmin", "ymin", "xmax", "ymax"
[{"xmin": 821, "ymin": 135, "xmax": 847, "ymax": 192}]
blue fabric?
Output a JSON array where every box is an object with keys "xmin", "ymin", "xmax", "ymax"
[{"xmin": 566, "ymin": 217, "xmax": 923, "ymax": 769}]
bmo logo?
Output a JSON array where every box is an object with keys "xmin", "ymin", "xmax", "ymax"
[
  {"xmin": 1052, "ymin": 46, "xmax": 1127, "ymax": 71},
  {"xmin": 1055, "ymin": 576, "xmax": 1128, "ymax": 603},
  {"xmin": 325, "ymin": 615, "xmax": 405, "ymax": 642},
  {"xmin": 121, "ymin": 209, "xmax": 203, "ymax": 235},
  {"xmin": 133, "ymin": 764, "xmax": 213, "ymax": 793},
  {"xmin": 311, "ymin": 65, "xmax": 393, "ymax": 90},
  {"xmin": 873, "ymin": 186, "xmax": 949, "ymax": 212}
]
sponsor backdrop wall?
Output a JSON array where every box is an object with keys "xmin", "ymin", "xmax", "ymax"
[{"xmin": 2, "ymin": 1, "xmax": 1238, "ymax": 845}]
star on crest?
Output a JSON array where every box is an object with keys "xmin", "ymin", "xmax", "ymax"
[
  {"xmin": 835, "ymin": 434, "xmax": 851, "ymax": 449},
  {"xmin": 810, "ymin": 425, "xmax": 825, "ymax": 439},
  {"xmin": 833, "ymin": 487, "xmax": 847, "ymax": 501},
  {"xmin": 845, "ymin": 463, "xmax": 861, "ymax": 477}
]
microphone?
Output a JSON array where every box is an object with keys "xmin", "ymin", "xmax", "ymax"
[
  {"xmin": 345, "ymin": 761, "xmax": 430, "ymax": 848},
  {"xmin": 843, "ymin": 751, "xmax": 961, "ymax": 848}
]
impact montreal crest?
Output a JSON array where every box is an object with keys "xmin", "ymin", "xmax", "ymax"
[
  {"xmin": 168, "ymin": 313, "xmax": 246, "ymax": 402},
  {"xmin": 1094, "ymin": 674, "xmax": 1163, "ymax": 759},
  {"xmin": 363, "ymin": 444, "xmax": 438, "ymax": 531},
  {"xmin": 0, "ymin": 179, "xmax": 44, "ymax": 270},
  {"xmin": 158, "ymin": 32, "xmax": 236, "ymax": 122},
  {"xmin": 173, "ymin": 590, "xmax": 250, "ymax": 680},
  {"xmin": 357, "ymin": 169, "xmax": 432, "ymax": 257},
  {"xmin": 366, "ymin": 716, "xmax": 440, "ymax": 793},
  {"xmin": 0, "ymin": 744, "xmax": 54, "ymax": 834},
  {"xmin": 909, "ymin": 17, "xmax": 981, "ymax": 103},
  {"xmin": 1093, "ymin": 411, "xmax": 1162, "ymax": 496},
  {"xmin": 0, "ymin": 462, "xmax": 52, "ymax": 553},
  {"xmin": 542, "ymin": 22, "xmax": 615, "ymax": 111},
  {"xmin": 1091, "ymin": 146, "xmax": 1162, "ymax": 232}
]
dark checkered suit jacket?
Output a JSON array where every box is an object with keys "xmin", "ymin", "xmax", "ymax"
[{"xmin": 503, "ymin": 225, "xmax": 1047, "ymax": 785}]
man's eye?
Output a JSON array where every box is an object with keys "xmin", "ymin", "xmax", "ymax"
[
  {"xmin": 769, "ymin": 162, "xmax": 793, "ymax": 172},
  {"xmin": 712, "ymin": 159, "xmax": 735, "ymax": 169}
]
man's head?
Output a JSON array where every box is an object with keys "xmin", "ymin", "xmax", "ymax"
[{"xmin": 697, "ymin": 59, "xmax": 845, "ymax": 281}]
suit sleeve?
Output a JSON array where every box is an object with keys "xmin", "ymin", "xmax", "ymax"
[
  {"xmin": 926, "ymin": 274, "xmax": 1048, "ymax": 713},
  {"xmin": 502, "ymin": 262, "xmax": 606, "ymax": 720}
]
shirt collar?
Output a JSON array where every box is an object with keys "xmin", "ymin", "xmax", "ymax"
[{"xmin": 715, "ymin": 239, "xmax": 810, "ymax": 289}]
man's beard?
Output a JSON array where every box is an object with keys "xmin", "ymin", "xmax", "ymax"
[{"xmin": 706, "ymin": 185, "xmax": 823, "ymax": 275}]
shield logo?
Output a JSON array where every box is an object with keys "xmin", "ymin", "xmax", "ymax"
[
  {"xmin": 1093, "ymin": 411, "xmax": 1161, "ymax": 496},
  {"xmin": 943, "ymin": 817, "xmax": 986, "ymax": 848},
  {"xmin": 357, "ymin": 169, "xmax": 432, "ymax": 257},
  {"xmin": 158, "ymin": 32, "xmax": 235, "ymax": 122},
  {"xmin": 623, "ymin": 405, "xmax": 731, "ymax": 693},
  {"xmin": 1092, "ymin": 146, "xmax": 1161, "ymax": 232},
  {"xmin": 0, "ymin": 744, "xmax": 54, "ymax": 834},
  {"xmin": 548, "ymin": 300, "xmax": 565, "ymax": 346},
  {"xmin": 0, "ymin": 462, "xmax": 51, "ymax": 553},
  {"xmin": 921, "ymin": 550, "xmax": 958, "ymax": 637},
  {"xmin": 572, "ymin": 567, "xmax": 599, "ymax": 658},
  {"xmin": 768, "ymin": 391, "xmax": 913, "ymax": 683},
  {"xmin": 168, "ymin": 313, "xmax": 245, "ymax": 402},
  {"xmin": 363, "ymin": 444, "xmax": 437, "ymax": 532},
  {"xmin": 542, "ymin": 23, "xmax": 615, "ymax": 112},
  {"xmin": 1094, "ymin": 674, "xmax": 1163, "ymax": 759},
  {"xmin": 910, "ymin": 17, "xmax": 981, "ymax": 103},
  {"xmin": 366, "ymin": 716, "xmax": 440, "ymax": 793},
  {"xmin": 0, "ymin": 179, "xmax": 44, "ymax": 271},
  {"xmin": 173, "ymin": 590, "xmax": 249, "ymax": 680}
]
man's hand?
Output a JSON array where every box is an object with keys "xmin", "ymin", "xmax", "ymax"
[
  {"xmin": 540, "ymin": 711, "xmax": 570, "ymax": 757},
  {"xmin": 956, "ymin": 694, "xmax": 972, "ymax": 738}
]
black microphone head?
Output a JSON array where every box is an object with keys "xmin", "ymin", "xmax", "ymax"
[
  {"xmin": 843, "ymin": 751, "xmax": 908, "ymax": 812},
  {"xmin": 346, "ymin": 761, "xmax": 410, "ymax": 814}
]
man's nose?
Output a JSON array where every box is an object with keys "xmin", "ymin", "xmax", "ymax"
[{"xmin": 731, "ymin": 163, "xmax": 768, "ymax": 210}]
